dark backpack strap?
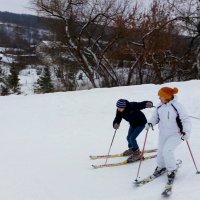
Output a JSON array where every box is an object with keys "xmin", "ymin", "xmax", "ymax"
[
  {"xmin": 156, "ymin": 105, "xmax": 162, "ymax": 122},
  {"xmin": 171, "ymin": 104, "xmax": 178, "ymax": 114},
  {"xmin": 171, "ymin": 104, "xmax": 183, "ymax": 132}
]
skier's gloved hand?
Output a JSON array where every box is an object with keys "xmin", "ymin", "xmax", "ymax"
[
  {"xmin": 181, "ymin": 132, "xmax": 190, "ymax": 141},
  {"xmin": 113, "ymin": 123, "xmax": 120, "ymax": 130},
  {"xmin": 146, "ymin": 101, "xmax": 154, "ymax": 108},
  {"xmin": 145, "ymin": 123, "xmax": 153, "ymax": 131}
]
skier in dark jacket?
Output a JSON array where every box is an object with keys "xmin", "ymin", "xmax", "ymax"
[{"xmin": 113, "ymin": 99, "xmax": 153, "ymax": 162}]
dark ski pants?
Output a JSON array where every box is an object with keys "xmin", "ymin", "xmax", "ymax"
[{"xmin": 127, "ymin": 125, "xmax": 145, "ymax": 150}]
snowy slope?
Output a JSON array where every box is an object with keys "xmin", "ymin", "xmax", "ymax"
[{"xmin": 0, "ymin": 80, "xmax": 200, "ymax": 200}]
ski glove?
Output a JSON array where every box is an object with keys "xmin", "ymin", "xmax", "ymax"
[
  {"xmin": 145, "ymin": 123, "xmax": 154, "ymax": 131},
  {"xmin": 181, "ymin": 132, "xmax": 190, "ymax": 141},
  {"xmin": 113, "ymin": 123, "xmax": 119, "ymax": 130},
  {"xmin": 146, "ymin": 101, "xmax": 154, "ymax": 108}
]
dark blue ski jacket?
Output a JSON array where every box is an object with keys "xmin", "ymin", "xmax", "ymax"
[{"xmin": 113, "ymin": 100, "xmax": 149, "ymax": 127}]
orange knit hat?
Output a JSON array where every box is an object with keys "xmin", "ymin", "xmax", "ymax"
[{"xmin": 158, "ymin": 87, "xmax": 178, "ymax": 100}]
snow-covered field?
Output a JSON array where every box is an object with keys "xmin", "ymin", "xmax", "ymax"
[{"xmin": 0, "ymin": 80, "xmax": 200, "ymax": 200}]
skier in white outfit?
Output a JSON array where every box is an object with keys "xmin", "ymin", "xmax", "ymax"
[{"xmin": 145, "ymin": 87, "xmax": 191, "ymax": 183}]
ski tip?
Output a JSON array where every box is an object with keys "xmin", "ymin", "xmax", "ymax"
[
  {"xmin": 161, "ymin": 192, "xmax": 171, "ymax": 197},
  {"xmin": 161, "ymin": 190, "xmax": 172, "ymax": 197},
  {"xmin": 133, "ymin": 181, "xmax": 140, "ymax": 186},
  {"xmin": 91, "ymin": 165, "xmax": 98, "ymax": 169},
  {"xmin": 133, "ymin": 178, "xmax": 144, "ymax": 186}
]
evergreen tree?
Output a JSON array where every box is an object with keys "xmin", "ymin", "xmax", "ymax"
[
  {"xmin": 0, "ymin": 66, "xmax": 9, "ymax": 95},
  {"xmin": 0, "ymin": 85, "xmax": 9, "ymax": 96},
  {"xmin": 36, "ymin": 66, "xmax": 54, "ymax": 93},
  {"xmin": 7, "ymin": 63, "xmax": 20, "ymax": 94}
]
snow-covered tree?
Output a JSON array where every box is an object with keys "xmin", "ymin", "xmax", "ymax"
[
  {"xmin": 35, "ymin": 66, "xmax": 54, "ymax": 93},
  {"xmin": 31, "ymin": 0, "xmax": 198, "ymax": 87},
  {"xmin": 166, "ymin": 0, "xmax": 200, "ymax": 78},
  {"xmin": 7, "ymin": 63, "xmax": 20, "ymax": 94},
  {"xmin": 31, "ymin": 0, "xmax": 131, "ymax": 87}
]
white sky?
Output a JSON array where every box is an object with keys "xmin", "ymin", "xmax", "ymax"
[
  {"xmin": 0, "ymin": 0, "xmax": 35, "ymax": 14},
  {"xmin": 0, "ymin": 0, "xmax": 155, "ymax": 15}
]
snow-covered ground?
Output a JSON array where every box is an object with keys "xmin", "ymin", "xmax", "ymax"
[{"xmin": 0, "ymin": 80, "xmax": 200, "ymax": 200}]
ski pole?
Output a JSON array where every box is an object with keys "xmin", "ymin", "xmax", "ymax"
[
  {"xmin": 135, "ymin": 129, "xmax": 149, "ymax": 182},
  {"xmin": 189, "ymin": 115, "xmax": 200, "ymax": 120},
  {"xmin": 104, "ymin": 129, "xmax": 117, "ymax": 165},
  {"xmin": 186, "ymin": 140, "xmax": 200, "ymax": 174}
]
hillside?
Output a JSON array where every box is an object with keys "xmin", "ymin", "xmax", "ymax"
[
  {"xmin": 0, "ymin": 11, "xmax": 53, "ymax": 48},
  {"xmin": 0, "ymin": 80, "xmax": 200, "ymax": 200}
]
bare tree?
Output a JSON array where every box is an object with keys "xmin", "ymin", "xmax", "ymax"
[
  {"xmin": 108, "ymin": 0, "xmax": 187, "ymax": 84},
  {"xmin": 166, "ymin": 0, "xmax": 200, "ymax": 78},
  {"xmin": 31, "ymin": 0, "xmax": 198, "ymax": 87},
  {"xmin": 31, "ymin": 0, "xmax": 132, "ymax": 87}
]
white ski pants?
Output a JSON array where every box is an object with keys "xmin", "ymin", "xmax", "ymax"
[{"xmin": 157, "ymin": 134, "xmax": 182, "ymax": 172}]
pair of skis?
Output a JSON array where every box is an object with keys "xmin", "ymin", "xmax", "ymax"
[
  {"xmin": 134, "ymin": 159, "xmax": 182, "ymax": 197},
  {"xmin": 90, "ymin": 148, "xmax": 157, "ymax": 169},
  {"xmin": 90, "ymin": 149, "xmax": 182, "ymax": 196}
]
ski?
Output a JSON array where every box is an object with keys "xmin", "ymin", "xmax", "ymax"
[
  {"xmin": 90, "ymin": 148, "xmax": 157, "ymax": 160},
  {"xmin": 161, "ymin": 160, "xmax": 182, "ymax": 197},
  {"xmin": 161, "ymin": 184, "xmax": 173, "ymax": 197},
  {"xmin": 134, "ymin": 159, "xmax": 182, "ymax": 187},
  {"xmin": 92, "ymin": 154, "xmax": 157, "ymax": 169},
  {"xmin": 134, "ymin": 169, "xmax": 166, "ymax": 187}
]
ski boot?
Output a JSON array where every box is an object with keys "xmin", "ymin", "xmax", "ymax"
[
  {"xmin": 153, "ymin": 166, "xmax": 166, "ymax": 177},
  {"xmin": 127, "ymin": 149, "xmax": 141, "ymax": 163}
]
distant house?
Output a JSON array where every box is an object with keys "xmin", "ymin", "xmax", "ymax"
[
  {"xmin": 16, "ymin": 54, "xmax": 39, "ymax": 65},
  {"xmin": 36, "ymin": 41, "xmax": 63, "ymax": 53}
]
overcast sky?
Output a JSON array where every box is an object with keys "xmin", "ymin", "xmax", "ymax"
[
  {"xmin": 0, "ymin": 0, "xmax": 156, "ymax": 15},
  {"xmin": 0, "ymin": 0, "xmax": 35, "ymax": 15}
]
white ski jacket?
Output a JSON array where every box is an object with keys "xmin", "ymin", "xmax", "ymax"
[{"xmin": 149, "ymin": 96, "xmax": 191, "ymax": 137}]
